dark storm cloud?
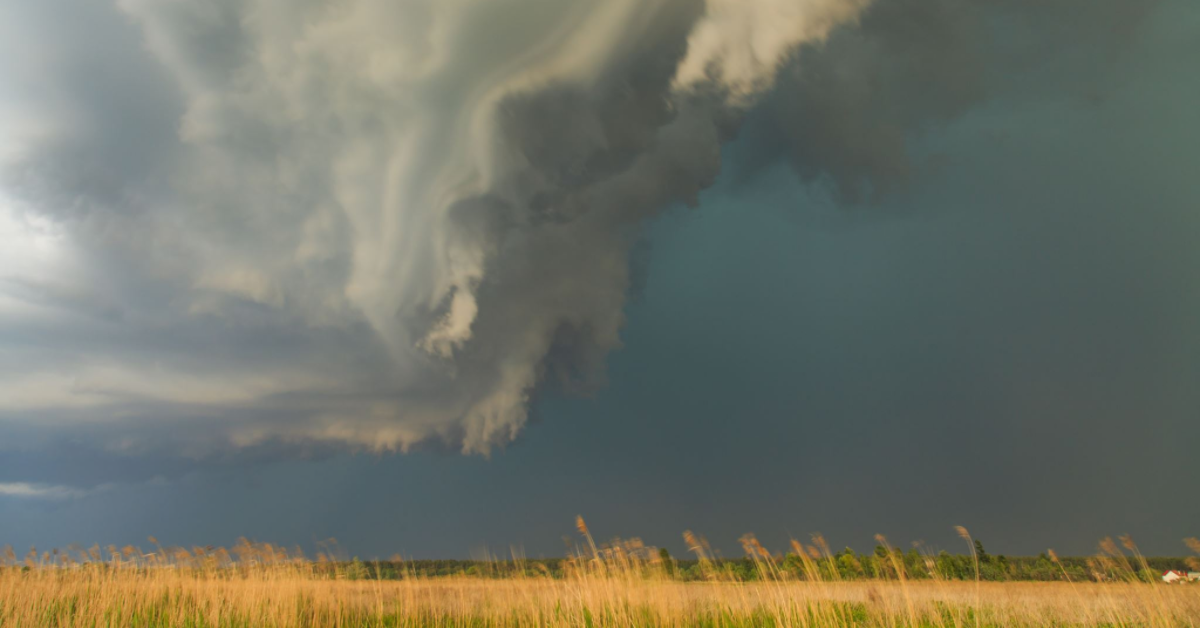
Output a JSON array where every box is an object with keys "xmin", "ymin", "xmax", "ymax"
[
  {"xmin": 741, "ymin": 0, "xmax": 1164, "ymax": 203},
  {"xmin": 0, "ymin": 0, "xmax": 863, "ymax": 483},
  {"xmin": 0, "ymin": 0, "xmax": 1178, "ymax": 490},
  {"xmin": 0, "ymin": 0, "xmax": 1195, "ymax": 559}
]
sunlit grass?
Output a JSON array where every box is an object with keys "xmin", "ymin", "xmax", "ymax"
[{"xmin": 2, "ymin": 521, "xmax": 1198, "ymax": 627}]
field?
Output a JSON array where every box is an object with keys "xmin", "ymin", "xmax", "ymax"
[
  {"xmin": 5, "ymin": 573, "xmax": 1200, "ymax": 627},
  {"xmin": 3, "ymin": 524, "xmax": 1199, "ymax": 627}
]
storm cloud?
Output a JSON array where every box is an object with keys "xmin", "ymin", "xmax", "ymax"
[
  {"xmin": 1, "ymin": 0, "xmax": 1196, "ymax": 558},
  {"xmin": 1, "ymin": 0, "xmax": 866, "ymax": 462}
]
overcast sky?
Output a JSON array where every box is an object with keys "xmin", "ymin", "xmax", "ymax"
[{"xmin": 1, "ymin": 0, "xmax": 1198, "ymax": 558}]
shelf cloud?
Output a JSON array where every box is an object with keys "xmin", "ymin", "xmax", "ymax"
[
  {"xmin": 0, "ymin": 0, "xmax": 1166, "ymax": 474},
  {"xmin": 0, "ymin": 0, "xmax": 865, "ymax": 459}
]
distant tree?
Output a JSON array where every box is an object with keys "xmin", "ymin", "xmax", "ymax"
[
  {"xmin": 935, "ymin": 550, "xmax": 962, "ymax": 580},
  {"xmin": 974, "ymin": 540, "xmax": 990, "ymax": 564},
  {"xmin": 781, "ymin": 553, "xmax": 803, "ymax": 577},
  {"xmin": 904, "ymin": 549, "xmax": 927, "ymax": 579},
  {"xmin": 997, "ymin": 554, "xmax": 1010, "ymax": 575},
  {"xmin": 836, "ymin": 548, "xmax": 863, "ymax": 579},
  {"xmin": 659, "ymin": 548, "xmax": 675, "ymax": 577},
  {"xmin": 346, "ymin": 557, "xmax": 366, "ymax": 580}
]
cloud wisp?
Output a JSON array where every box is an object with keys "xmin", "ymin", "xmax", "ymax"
[{"xmin": 0, "ymin": 482, "xmax": 89, "ymax": 501}]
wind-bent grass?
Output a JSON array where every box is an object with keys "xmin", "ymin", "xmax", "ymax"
[
  {"xmin": 2, "ymin": 523, "xmax": 1198, "ymax": 627},
  {"xmin": 5, "ymin": 572, "xmax": 1200, "ymax": 627}
]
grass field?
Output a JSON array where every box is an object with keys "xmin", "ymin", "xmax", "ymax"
[
  {"xmin": 3, "ymin": 523, "xmax": 1198, "ymax": 627},
  {"xmin": 4, "ymin": 573, "xmax": 1200, "ymax": 627}
]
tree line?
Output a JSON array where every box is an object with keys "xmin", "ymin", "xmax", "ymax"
[{"xmin": 333, "ymin": 539, "xmax": 1194, "ymax": 583}]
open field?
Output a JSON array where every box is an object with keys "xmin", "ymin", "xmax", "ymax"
[
  {"xmin": 4, "ymin": 571, "xmax": 1200, "ymax": 627},
  {"xmin": 3, "ymin": 524, "xmax": 1199, "ymax": 627}
]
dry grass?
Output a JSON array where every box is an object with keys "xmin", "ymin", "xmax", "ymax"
[
  {"xmin": 5, "ymin": 571, "xmax": 1200, "ymax": 627},
  {"xmin": 2, "ymin": 524, "xmax": 1198, "ymax": 627}
]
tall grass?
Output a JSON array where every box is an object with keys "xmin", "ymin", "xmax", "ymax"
[{"xmin": 2, "ymin": 521, "xmax": 1197, "ymax": 627}]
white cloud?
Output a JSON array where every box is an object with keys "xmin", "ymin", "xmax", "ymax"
[
  {"xmin": 675, "ymin": 0, "xmax": 869, "ymax": 101},
  {"xmin": 0, "ymin": 482, "xmax": 88, "ymax": 500}
]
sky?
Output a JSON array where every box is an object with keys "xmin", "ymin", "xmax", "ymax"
[{"xmin": 1, "ymin": 0, "xmax": 1198, "ymax": 558}]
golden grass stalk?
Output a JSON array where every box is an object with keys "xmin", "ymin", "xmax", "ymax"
[{"xmin": 4, "ymin": 528, "xmax": 1200, "ymax": 627}]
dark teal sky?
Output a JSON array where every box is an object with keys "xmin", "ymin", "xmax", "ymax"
[{"xmin": 1, "ymin": 0, "xmax": 1198, "ymax": 558}]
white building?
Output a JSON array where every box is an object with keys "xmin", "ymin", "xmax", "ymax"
[{"xmin": 1162, "ymin": 570, "xmax": 1186, "ymax": 583}]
